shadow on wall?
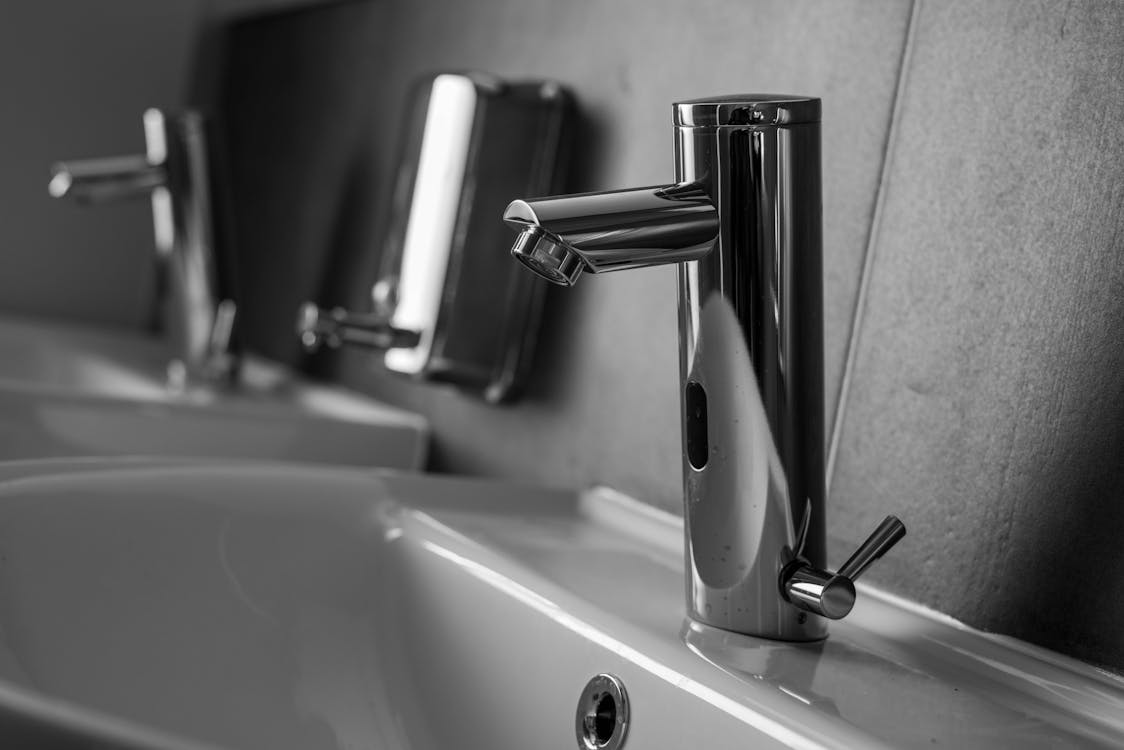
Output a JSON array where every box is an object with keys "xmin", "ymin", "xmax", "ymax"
[
  {"xmin": 828, "ymin": 0, "xmax": 1124, "ymax": 671},
  {"xmin": 188, "ymin": 0, "xmax": 393, "ymax": 365}
]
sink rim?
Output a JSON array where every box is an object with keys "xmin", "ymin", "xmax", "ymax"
[
  {"xmin": 0, "ymin": 313, "xmax": 430, "ymax": 429},
  {"xmin": 0, "ymin": 461, "xmax": 1120, "ymax": 749},
  {"xmin": 0, "ymin": 317, "xmax": 429, "ymax": 468}
]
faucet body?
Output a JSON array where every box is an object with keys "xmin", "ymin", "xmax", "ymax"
[
  {"xmin": 506, "ymin": 96, "xmax": 903, "ymax": 641},
  {"xmin": 50, "ymin": 108, "xmax": 237, "ymax": 386},
  {"xmin": 674, "ymin": 99, "xmax": 826, "ymax": 639}
]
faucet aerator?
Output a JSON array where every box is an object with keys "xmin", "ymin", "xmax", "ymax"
[{"xmin": 510, "ymin": 226, "xmax": 584, "ymax": 286}]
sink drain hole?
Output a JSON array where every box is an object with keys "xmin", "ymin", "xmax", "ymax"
[
  {"xmin": 576, "ymin": 673, "xmax": 629, "ymax": 750},
  {"xmin": 589, "ymin": 692, "xmax": 616, "ymax": 744}
]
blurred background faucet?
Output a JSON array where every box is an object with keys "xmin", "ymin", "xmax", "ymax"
[
  {"xmin": 504, "ymin": 95, "xmax": 905, "ymax": 641},
  {"xmin": 49, "ymin": 108, "xmax": 238, "ymax": 386}
]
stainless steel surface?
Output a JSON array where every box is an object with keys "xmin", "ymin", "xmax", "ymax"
[
  {"xmin": 505, "ymin": 95, "xmax": 904, "ymax": 641},
  {"xmin": 309, "ymin": 71, "xmax": 571, "ymax": 403},
  {"xmin": 47, "ymin": 156, "xmax": 165, "ymax": 202},
  {"xmin": 49, "ymin": 108, "xmax": 237, "ymax": 385},
  {"xmin": 296, "ymin": 302, "xmax": 420, "ymax": 351},
  {"xmin": 781, "ymin": 515, "xmax": 906, "ymax": 620},
  {"xmin": 506, "ymin": 183, "xmax": 717, "ymax": 282},
  {"xmin": 575, "ymin": 673, "xmax": 630, "ymax": 750},
  {"xmin": 836, "ymin": 515, "xmax": 907, "ymax": 582},
  {"xmin": 783, "ymin": 565, "xmax": 858, "ymax": 621}
]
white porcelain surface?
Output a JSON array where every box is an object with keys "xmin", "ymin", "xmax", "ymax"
[
  {"xmin": 0, "ymin": 460, "xmax": 1120, "ymax": 749},
  {"xmin": 0, "ymin": 316, "xmax": 427, "ymax": 468}
]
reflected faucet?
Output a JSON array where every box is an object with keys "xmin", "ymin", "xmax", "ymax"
[
  {"xmin": 504, "ymin": 95, "xmax": 905, "ymax": 641},
  {"xmin": 49, "ymin": 108, "xmax": 238, "ymax": 386}
]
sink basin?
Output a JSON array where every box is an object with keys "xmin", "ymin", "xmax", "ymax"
[
  {"xmin": 0, "ymin": 316, "xmax": 171, "ymax": 399},
  {"xmin": 0, "ymin": 316, "xmax": 426, "ymax": 467},
  {"xmin": 0, "ymin": 460, "xmax": 1121, "ymax": 749}
]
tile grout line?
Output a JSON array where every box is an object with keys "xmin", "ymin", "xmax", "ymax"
[{"xmin": 826, "ymin": 0, "xmax": 923, "ymax": 497}]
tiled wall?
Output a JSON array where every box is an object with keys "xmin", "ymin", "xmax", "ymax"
[
  {"xmin": 0, "ymin": 0, "xmax": 202, "ymax": 328},
  {"xmin": 830, "ymin": 0, "xmax": 1124, "ymax": 668}
]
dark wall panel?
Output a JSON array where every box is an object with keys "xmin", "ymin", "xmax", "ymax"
[
  {"xmin": 830, "ymin": 0, "xmax": 1124, "ymax": 669},
  {"xmin": 191, "ymin": 0, "xmax": 392, "ymax": 363}
]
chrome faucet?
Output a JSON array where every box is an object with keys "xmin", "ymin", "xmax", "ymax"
[
  {"xmin": 49, "ymin": 108, "xmax": 238, "ymax": 386},
  {"xmin": 504, "ymin": 95, "xmax": 905, "ymax": 641}
]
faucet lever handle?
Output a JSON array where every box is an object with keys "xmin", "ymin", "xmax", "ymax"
[
  {"xmin": 782, "ymin": 515, "xmax": 906, "ymax": 621},
  {"xmin": 836, "ymin": 515, "xmax": 907, "ymax": 582}
]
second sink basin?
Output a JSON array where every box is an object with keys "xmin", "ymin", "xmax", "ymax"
[{"xmin": 0, "ymin": 316, "xmax": 426, "ymax": 468}]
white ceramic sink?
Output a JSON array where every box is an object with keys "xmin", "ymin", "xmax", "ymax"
[
  {"xmin": 0, "ymin": 460, "xmax": 1121, "ymax": 749},
  {"xmin": 0, "ymin": 316, "xmax": 426, "ymax": 467}
]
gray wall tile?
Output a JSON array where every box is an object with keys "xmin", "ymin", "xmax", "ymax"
[
  {"xmin": 0, "ymin": 0, "xmax": 203, "ymax": 328},
  {"xmin": 831, "ymin": 0, "xmax": 1124, "ymax": 668},
  {"xmin": 334, "ymin": 0, "xmax": 911, "ymax": 512}
]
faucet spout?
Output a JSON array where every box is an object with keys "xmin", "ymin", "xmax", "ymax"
[
  {"xmin": 503, "ymin": 183, "xmax": 718, "ymax": 286},
  {"xmin": 49, "ymin": 108, "xmax": 238, "ymax": 386},
  {"xmin": 507, "ymin": 95, "xmax": 907, "ymax": 642},
  {"xmin": 48, "ymin": 156, "xmax": 166, "ymax": 203}
]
